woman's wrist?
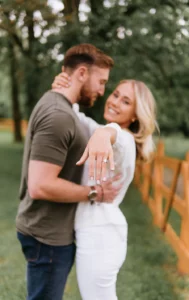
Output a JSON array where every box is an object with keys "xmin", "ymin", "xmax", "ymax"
[{"xmin": 95, "ymin": 127, "xmax": 116, "ymax": 145}]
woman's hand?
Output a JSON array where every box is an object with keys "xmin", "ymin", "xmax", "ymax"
[
  {"xmin": 52, "ymin": 69, "xmax": 71, "ymax": 89},
  {"xmin": 76, "ymin": 127, "xmax": 117, "ymax": 183}
]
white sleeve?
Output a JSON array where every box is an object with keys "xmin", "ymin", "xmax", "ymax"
[
  {"xmin": 105, "ymin": 122, "xmax": 124, "ymax": 148},
  {"xmin": 105, "ymin": 122, "xmax": 136, "ymax": 168},
  {"xmin": 73, "ymin": 103, "xmax": 102, "ymax": 136}
]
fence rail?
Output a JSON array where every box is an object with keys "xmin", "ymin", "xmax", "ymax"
[{"xmin": 134, "ymin": 142, "xmax": 189, "ymax": 274}]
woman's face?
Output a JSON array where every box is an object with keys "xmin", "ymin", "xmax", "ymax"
[{"xmin": 104, "ymin": 82, "xmax": 136, "ymax": 128}]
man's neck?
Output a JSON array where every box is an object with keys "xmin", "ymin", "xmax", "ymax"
[{"xmin": 52, "ymin": 87, "xmax": 80, "ymax": 105}]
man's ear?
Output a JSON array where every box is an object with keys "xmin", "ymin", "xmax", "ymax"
[{"xmin": 76, "ymin": 66, "xmax": 89, "ymax": 82}]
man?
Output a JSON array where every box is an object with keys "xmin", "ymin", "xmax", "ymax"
[{"xmin": 16, "ymin": 44, "xmax": 118, "ymax": 300}]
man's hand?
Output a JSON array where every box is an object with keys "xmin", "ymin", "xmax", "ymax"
[
  {"xmin": 95, "ymin": 174, "xmax": 123, "ymax": 204},
  {"xmin": 76, "ymin": 127, "xmax": 117, "ymax": 183}
]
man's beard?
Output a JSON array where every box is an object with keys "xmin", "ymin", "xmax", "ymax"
[{"xmin": 79, "ymin": 83, "xmax": 97, "ymax": 107}]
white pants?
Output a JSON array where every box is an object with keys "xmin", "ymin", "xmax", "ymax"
[{"xmin": 75, "ymin": 224, "xmax": 127, "ymax": 300}]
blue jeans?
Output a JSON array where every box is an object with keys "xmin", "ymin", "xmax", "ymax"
[{"xmin": 17, "ymin": 232, "xmax": 76, "ymax": 300}]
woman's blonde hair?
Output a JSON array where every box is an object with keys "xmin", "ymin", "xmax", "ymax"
[{"xmin": 118, "ymin": 80, "xmax": 159, "ymax": 162}]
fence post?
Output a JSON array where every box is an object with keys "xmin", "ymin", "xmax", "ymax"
[
  {"xmin": 177, "ymin": 160, "xmax": 189, "ymax": 273},
  {"xmin": 185, "ymin": 151, "xmax": 189, "ymax": 162},
  {"xmin": 153, "ymin": 141, "xmax": 164, "ymax": 227},
  {"xmin": 161, "ymin": 161, "xmax": 181, "ymax": 232}
]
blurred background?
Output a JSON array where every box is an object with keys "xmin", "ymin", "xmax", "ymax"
[
  {"xmin": 0, "ymin": 1, "xmax": 189, "ymax": 299},
  {"xmin": 0, "ymin": 0, "xmax": 189, "ymax": 149}
]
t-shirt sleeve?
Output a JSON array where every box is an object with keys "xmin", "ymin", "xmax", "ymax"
[{"xmin": 30, "ymin": 110, "xmax": 75, "ymax": 166}]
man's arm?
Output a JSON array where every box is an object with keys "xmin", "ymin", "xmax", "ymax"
[
  {"xmin": 28, "ymin": 160, "xmax": 90, "ymax": 202},
  {"xmin": 28, "ymin": 160, "xmax": 121, "ymax": 203}
]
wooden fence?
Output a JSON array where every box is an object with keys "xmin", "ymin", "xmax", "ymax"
[{"xmin": 134, "ymin": 142, "xmax": 189, "ymax": 274}]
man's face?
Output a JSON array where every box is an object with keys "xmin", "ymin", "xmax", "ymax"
[{"xmin": 79, "ymin": 66, "xmax": 110, "ymax": 107}]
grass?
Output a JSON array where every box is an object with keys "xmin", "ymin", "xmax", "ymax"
[{"xmin": 0, "ymin": 131, "xmax": 189, "ymax": 299}]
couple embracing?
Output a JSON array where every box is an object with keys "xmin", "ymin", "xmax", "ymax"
[{"xmin": 16, "ymin": 43, "xmax": 157, "ymax": 300}]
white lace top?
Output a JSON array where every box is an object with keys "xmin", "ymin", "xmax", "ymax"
[{"xmin": 72, "ymin": 104, "xmax": 136, "ymax": 230}]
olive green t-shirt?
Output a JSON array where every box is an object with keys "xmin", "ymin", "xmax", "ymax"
[{"xmin": 16, "ymin": 91, "xmax": 88, "ymax": 246}]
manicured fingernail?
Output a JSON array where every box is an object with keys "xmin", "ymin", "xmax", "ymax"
[
  {"xmin": 102, "ymin": 177, "xmax": 107, "ymax": 182},
  {"xmin": 97, "ymin": 180, "xmax": 101, "ymax": 185},
  {"xmin": 110, "ymin": 167, "xmax": 115, "ymax": 171},
  {"xmin": 90, "ymin": 177, "xmax": 94, "ymax": 181}
]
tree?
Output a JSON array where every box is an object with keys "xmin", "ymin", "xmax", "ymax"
[
  {"xmin": 0, "ymin": 0, "xmax": 65, "ymax": 141},
  {"xmin": 0, "ymin": 0, "xmax": 189, "ymax": 139}
]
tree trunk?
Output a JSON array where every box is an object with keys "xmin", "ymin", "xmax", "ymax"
[
  {"xmin": 9, "ymin": 42, "xmax": 22, "ymax": 142},
  {"xmin": 25, "ymin": 8, "xmax": 36, "ymax": 117},
  {"xmin": 63, "ymin": 0, "xmax": 80, "ymax": 22}
]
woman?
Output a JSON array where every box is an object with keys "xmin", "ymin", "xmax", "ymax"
[{"xmin": 52, "ymin": 75, "xmax": 158, "ymax": 300}]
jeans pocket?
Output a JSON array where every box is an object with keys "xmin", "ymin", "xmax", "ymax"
[{"xmin": 17, "ymin": 232, "xmax": 41, "ymax": 262}]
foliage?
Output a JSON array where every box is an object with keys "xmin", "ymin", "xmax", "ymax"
[{"xmin": 0, "ymin": 0, "xmax": 189, "ymax": 137}]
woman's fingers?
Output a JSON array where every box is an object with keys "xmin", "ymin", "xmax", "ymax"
[
  {"xmin": 89, "ymin": 153, "xmax": 96, "ymax": 180},
  {"xmin": 108, "ymin": 149, "xmax": 115, "ymax": 171},
  {"xmin": 58, "ymin": 74, "xmax": 71, "ymax": 87},
  {"xmin": 92, "ymin": 150, "xmax": 111, "ymax": 183},
  {"xmin": 88, "ymin": 151, "xmax": 117, "ymax": 183},
  {"xmin": 95, "ymin": 154, "xmax": 104, "ymax": 183},
  {"xmin": 76, "ymin": 146, "xmax": 89, "ymax": 166},
  {"xmin": 52, "ymin": 78, "xmax": 60, "ymax": 89},
  {"xmin": 100, "ymin": 155, "xmax": 110, "ymax": 183},
  {"xmin": 52, "ymin": 72, "xmax": 71, "ymax": 89}
]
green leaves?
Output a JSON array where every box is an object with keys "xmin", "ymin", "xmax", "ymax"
[{"xmin": 0, "ymin": 0, "xmax": 189, "ymax": 134}]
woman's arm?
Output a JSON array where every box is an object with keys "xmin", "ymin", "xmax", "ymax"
[
  {"xmin": 106, "ymin": 123, "xmax": 136, "ymax": 162},
  {"xmin": 73, "ymin": 104, "xmax": 102, "ymax": 136}
]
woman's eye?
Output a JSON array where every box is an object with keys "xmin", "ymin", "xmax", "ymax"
[
  {"xmin": 123, "ymin": 100, "xmax": 129, "ymax": 105},
  {"xmin": 113, "ymin": 93, "xmax": 118, "ymax": 98}
]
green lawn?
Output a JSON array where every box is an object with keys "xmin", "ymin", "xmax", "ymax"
[{"xmin": 0, "ymin": 131, "xmax": 188, "ymax": 299}]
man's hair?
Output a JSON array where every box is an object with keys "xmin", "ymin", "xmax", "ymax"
[{"xmin": 63, "ymin": 43, "xmax": 114, "ymax": 70}]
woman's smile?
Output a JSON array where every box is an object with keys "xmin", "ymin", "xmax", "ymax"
[{"xmin": 108, "ymin": 107, "xmax": 119, "ymax": 115}]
